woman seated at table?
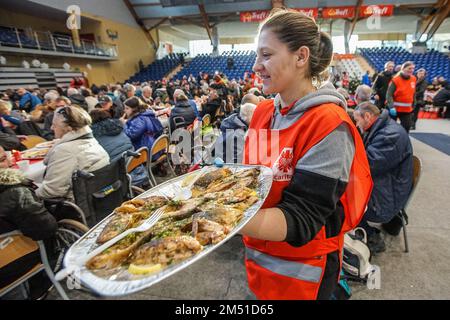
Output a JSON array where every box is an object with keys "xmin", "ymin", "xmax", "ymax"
[
  {"xmin": 90, "ymin": 109, "xmax": 149, "ymax": 188},
  {"xmin": 35, "ymin": 105, "xmax": 109, "ymax": 200},
  {"xmin": 123, "ymin": 97, "xmax": 163, "ymax": 157}
]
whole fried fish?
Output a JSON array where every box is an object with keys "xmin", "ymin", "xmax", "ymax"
[
  {"xmin": 86, "ymin": 230, "xmax": 153, "ymax": 270},
  {"xmin": 130, "ymin": 236, "xmax": 203, "ymax": 267}
]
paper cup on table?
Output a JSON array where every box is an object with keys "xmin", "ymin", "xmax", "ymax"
[{"xmin": 16, "ymin": 160, "xmax": 30, "ymax": 172}]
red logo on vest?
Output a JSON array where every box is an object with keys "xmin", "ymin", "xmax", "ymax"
[{"xmin": 272, "ymin": 147, "xmax": 294, "ymax": 181}]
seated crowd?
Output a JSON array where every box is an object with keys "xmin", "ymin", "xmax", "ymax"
[{"xmin": 1, "ymin": 60, "xmax": 437, "ymax": 298}]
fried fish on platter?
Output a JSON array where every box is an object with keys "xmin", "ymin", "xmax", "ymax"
[
  {"xmin": 121, "ymin": 198, "xmax": 146, "ymax": 207},
  {"xmin": 86, "ymin": 230, "xmax": 152, "ymax": 270},
  {"xmin": 162, "ymin": 197, "xmax": 206, "ymax": 220},
  {"xmin": 196, "ymin": 205, "xmax": 245, "ymax": 228},
  {"xmin": 233, "ymin": 168, "xmax": 260, "ymax": 179},
  {"xmin": 114, "ymin": 203, "xmax": 141, "ymax": 214},
  {"xmin": 193, "ymin": 168, "xmax": 232, "ymax": 189},
  {"xmin": 191, "ymin": 215, "xmax": 230, "ymax": 245},
  {"xmin": 96, "ymin": 214, "xmax": 135, "ymax": 244},
  {"xmin": 130, "ymin": 236, "xmax": 203, "ymax": 267},
  {"xmin": 142, "ymin": 196, "xmax": 168, "ymax": 210}
]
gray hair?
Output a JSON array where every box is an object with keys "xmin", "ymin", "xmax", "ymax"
[
  {"xmin": 355, "ymin": 101, "xmax": 380, "ymax": 117},
  {"xmin": 142, "ymin": 86, "xmax": 152, "ymax": 93},
  {"xmin": 124, "ymin": 84, "xmax": 136, "ymax": 92},
  {"xmin": 67, "ymin": 88, "xmax": 79, "ymax": 96},
  {"xmin": 173, "ymin": 89, "xmax": 185, "ymax": 101},
  {"xmin": 44, "ymin": 91, "xmax": 59, "ymax": 102},
  {"xmin": 355, "ymin": 84, "xmax": 372, "ymax": 103},
  {"xmin": 240, "ymin": 103, "xmax": 257, "ymax": 124}
]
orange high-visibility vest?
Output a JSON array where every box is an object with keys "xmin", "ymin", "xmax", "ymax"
[
  {"xmin": 392, "ymin": 74, "xmax": 416, "ymax": 113},
  {"xmin": 243, "ymin": 99, "xmax": 373, "ymax": 300}
]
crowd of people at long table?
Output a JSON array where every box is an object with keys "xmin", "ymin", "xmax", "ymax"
[{"xmin": 2, "ymin": 55, "xmax": 444, "ymax": 298}]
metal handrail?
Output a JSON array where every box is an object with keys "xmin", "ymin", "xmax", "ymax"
[{"xmin": 0, "ymin": 26, "xmax": 118, "ymax": 58}]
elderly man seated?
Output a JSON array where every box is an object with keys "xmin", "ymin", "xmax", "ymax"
[
  {"xmin": 354, "ymin": 84, "xmax": 373, "ymax": 105},
  {"xmin": 214, "ymin": 102, "xmax": 257, "ymax": 163},
  {"xmin": 353, "ymin": 102, "xmax": 413, "ymax": 254}
]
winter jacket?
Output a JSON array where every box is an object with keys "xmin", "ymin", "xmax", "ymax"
[
  {"xmin": 19, "ymin": 92, "xmax": 42, "ymax": 112},
  {"xmin": 201, "ymin": 98, "xmax": 222, "ymax": 122},
  {"xmin": 0, "ymin": 127, "xmax": 22, "ymax": 151},
  {"xmin": 0, "ymin": 168, "xmax": 57, "ymax": 240},
  {"xmin": 372, "ymin": 70, "xmax": 393, "ymax": 108},
  {"xmin": 125, "ymin": 110, "xmax": 163, "ymax": 153},
  {"xmin": 35, "ymin": 126, "xmax": 110, "ymax": 200},
  {"xmin": 188, "ymin": 100, "xmax": 201, "ymax": 120},
  {"xmin": 415, "ymin": 78, "xmax": 428, "ymax": 106},
  {"xmin": 363, "ymin": 110, "xmax": 413, "ymax": 223},
  {"xmin": 92, "ymin": 119, "xmax": 148, "ymax": 186},
  {"xmin": 169, "ymin": 100, "xmax": 197, "ymax": 133},
  {"xmin": 433, "ymin": 82, "xmax": 450, "ymax": 107},
  {"xmin": 214, "ymin": 113, "xmax": 248, "ymax": 163},
  {"xmin": 92, "ymin": 118, "xmax": 133, "ymax": 163}
]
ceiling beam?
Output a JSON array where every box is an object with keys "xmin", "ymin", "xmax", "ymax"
[
  {"xmin": 198, "ymin": 4, "xmax": 213, "ymax": 44},
  {"xmin": 171, "ymin": 16, "xmax": 205, "ymax": 28},
  {"xmin": 131, "ymin": 3, "xmax": 161, "ymax": 7},
  {"xmin": 426, "ymin": 0, "xmax": 450, "ymax": 41},
  {"xmin": 147, "ymin": 17, "xmax": 169, "ymax": 31},
  {"xmin": 347, "ymin": 0, "xmax": 363, "ymax": 42},
  {"xmin": 123, "ymin": 0, "xmax": 158, "ymax": 50},
  {"xmin": 415, "ymin": 0, "xmax": 449, "ymax": 41},
  {"xmin": 211, "ymin": 13, "xmax": 237, "ymax": 27}
]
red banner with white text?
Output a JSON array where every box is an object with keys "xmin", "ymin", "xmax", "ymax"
[
  {"xmin": 359, "ymin": 5, "xmax": 394, "ymax": 17},
  {"xmin": 322, "ymin": 6, "xmax": 355, "ymax": 19}
]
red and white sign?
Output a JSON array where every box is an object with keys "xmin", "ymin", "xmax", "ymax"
[
  {"xmin": 240, "ymin": 8, "xmax": 318, "ymax": 22},
  {"xmin": 359, "ymin": 5, "xmax": 394, "ymax": 17},
  {"xmin": 240, "ymin": 10, "xmax": 270, "ymax": 22},
  {"xmin": 322, "ymin": 6, "xmax": 355, "ymax": 19},
  {"xmin": 293, "ymin": 8, "xmax": 319, "ymax": 18}
]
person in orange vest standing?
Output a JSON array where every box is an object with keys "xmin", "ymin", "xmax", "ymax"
[
  {"xmin": 238, "ymin": 9, "xmax": 373, "ymax": 300},
  {"xmin": 386, "ymin": 61, "xmax": 416, "ymax": 132}
]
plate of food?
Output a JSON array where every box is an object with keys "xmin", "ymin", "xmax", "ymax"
[
  {"xmin": 62, "ymin": 164, "xmax": 272, "ymax": 297},
  {"xmin": 21, "ymin": 147, "xmax": 50, "ymax": 160},
  {"xmin": 34, "ymin": 140, "xmax": 56, "ymax": 149}
]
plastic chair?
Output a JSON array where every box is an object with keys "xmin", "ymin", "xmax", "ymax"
[
  {"xmin": 0, "ymin": 228, "xmax": 86, "ymax": 300},
  {"xmin": 125, "ymin": 147, "xmax": 153, "ymax": 189},
  {"xmin": 148, "ymin": 134, "xmax": 176, "ymax": 186},
  {"xmin": 20, "ymin": 135, "xmax": 47, "ymax": 149}
]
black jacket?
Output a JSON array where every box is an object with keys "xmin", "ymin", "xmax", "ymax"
[
  {"xmin": 201, "ymin": 98, "xmax": 222, "ymax": 122},
  {"xmin": 0, "ymin": 127, "xmax": 22, "ymax": 151},
  {"xmin": 433, "ymin": 82, "xmax": 450, "ymax": 106},
  {"xmin": 415, "ymin": 78, "xmax": 428, "ymax": 106},
  {"xmin": 363, "ymin": 110, "xmax": 413, "ymax": 222},
  {"xmin": 169, "ymin": 100, "xmax": 197, "ymax": 133},
  {"xmin": 373, "ymin": 71, "xmax": 393, "ymax": 96},
  {"xmin": 0, "ymin": 169, "xmax": 57, "ymax": 240}
]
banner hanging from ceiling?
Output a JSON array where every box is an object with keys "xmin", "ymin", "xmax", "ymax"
[
  {"xmin": 359, "ymin": 5, "xmax": 394, "ymax": 17},
  {"xmin": 239, "ymin": 5, "xmax": 393, "ymax": 22},
  {"xmin": 322, "ymin": 6, "xmax": 355, "ymax": 19},
  {"xmin": 240, "ymin": 8, "xmax": 318, "ymax": 22},
  {"xmin": 292, "ymin": 8, "xmax": 319, "ymax": 18}
]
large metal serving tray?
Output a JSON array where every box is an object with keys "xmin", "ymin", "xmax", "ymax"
[{"xmin": 62, "ymin": 164, "xmax": 273, "ymax": 297}]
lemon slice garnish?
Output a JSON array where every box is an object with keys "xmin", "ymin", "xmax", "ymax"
[{"xmin": 128, "ymin": 263, "xmax": 162, "ymax": 275}]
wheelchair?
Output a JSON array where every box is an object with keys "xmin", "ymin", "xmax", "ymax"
[{"xmin": 45, "ymin": 152, "xmax": 145, "ymax": 229}]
